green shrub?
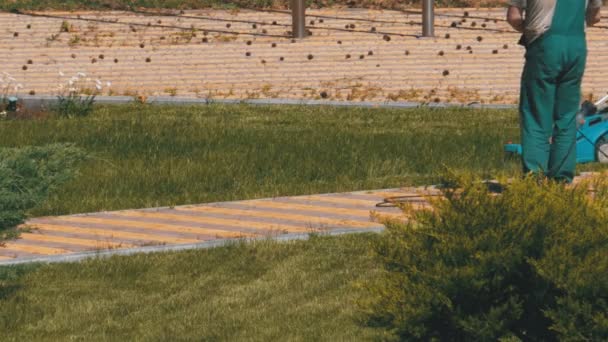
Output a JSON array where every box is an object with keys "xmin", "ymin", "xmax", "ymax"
[
  {"xmin": 0, "ymin": 144, "xmax": 87, "ymax": 237},
  {"xmin": 52, "ymin": 94, "xmax": 96, "ymax": 118},
  {"xmin": 365, "ymin": 173, "xmax": 608, "ymax": 341}
]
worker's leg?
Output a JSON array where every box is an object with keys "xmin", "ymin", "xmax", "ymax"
[
  {"xmin": 519, "ymin": 44, "xmax": 558, "ymax": 176},
  {"xmin": 548, "ymin": 42, "xmax": 586, "ymax": 183}
]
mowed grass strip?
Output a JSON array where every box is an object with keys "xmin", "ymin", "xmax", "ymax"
[
  {"xmin": 0, "ymin": 234, "xmax": 388, "ymax": 341},
  {"xmin": 0, "ymin": 103, "xmax": 523, "ymax": 217}
]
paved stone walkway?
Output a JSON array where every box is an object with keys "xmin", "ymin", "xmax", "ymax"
[
  {"xmin": 0, "ymin": 186, "xmax": 437, "ymax": 264},
  {"xmin": 3, "ymin": 7, "xmax": 607, "ymax": 104},
  {"xmin": 0, "ymin": 172, "xmax": 600, "ymax": 264}
]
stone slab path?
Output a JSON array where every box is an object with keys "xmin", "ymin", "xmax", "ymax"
[
  {"xmin": 0, "ymin": 172, "xmax": 600, "ymax": 265},
  {"xmin": 2, "ymin": 7, "xmax": 607, "ymax": 104},
  {"xmin": 0, "ymin": 186, "xmax": 437, "ymax": 264}
]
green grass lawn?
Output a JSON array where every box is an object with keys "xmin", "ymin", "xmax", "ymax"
[
  {"xmin": 0, "ymin": 103, "xmax": 522, "ymax": 217},
  {"xmin": 0, "ymin": 233, "xmax": 388, "ymax": 341},
  {"xmin": 2, "ymin": 103, "xmax": 607, "ymax": 340}
]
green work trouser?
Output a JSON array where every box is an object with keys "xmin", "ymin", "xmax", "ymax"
[{"xmin": 519, "ymin": 34, "xmax": 587, "ymax": 183}]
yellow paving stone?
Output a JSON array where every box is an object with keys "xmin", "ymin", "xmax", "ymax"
[
  {"xmin": 2, "ymin": 243, "xmax": 70, "ymax": 255},
  {"xmin": 354, "ymin": 191, "xmax": 439, "ymax": 200},
  {"xmin": 19, "ymin": 232, "xmax": 135, "ymax": 249},
  {"xmin": 176, "ymin": 205, "xmax": 381, "ymax": 228},
  {"xmin": 295, "ymin": 194, "xmax": 382, "ymax": 207},
  {"xmin": 110, "ymin": 210, "xmax": 309, "ymax": 233},
  {"xmin": 54, "ymin": 216, "xmax": 255, "ymax": 238},
  {"xmin": 28, "ymin": 223, "xmax": 200, "ymax": 245},
  {"xmin": 243, "ymin": 199, "xmax": 404, "ymax": 219}
]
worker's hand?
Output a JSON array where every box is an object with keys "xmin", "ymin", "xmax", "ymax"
[
  {"xmin": 507, "ymin": 6, "xmax": 525, "ymax": 32},
  {"xmin": 587, "ymin": 7, "xmax": 601, "ymax": 26}
]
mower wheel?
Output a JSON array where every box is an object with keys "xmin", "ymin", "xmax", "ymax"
[{"xmin": 597, "ymin": 137, "xmax": 608, "ymax": 163}]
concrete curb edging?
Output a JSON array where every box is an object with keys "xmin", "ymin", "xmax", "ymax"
[
  {"xmin": 0, "ymin": 227, "xmax": 385, "ymax": 267},
  {"xmin": 13, "ymin": 94, "xmax": 518, "ymax": 112}
]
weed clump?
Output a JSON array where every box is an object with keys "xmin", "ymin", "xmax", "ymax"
[
  {"xmin": 365, "ymin": 173, "xmax": 608, "ymax": 340},
  {"xmin": 53, "ymin": 94, "xmax": 96, "ymax": 118}
]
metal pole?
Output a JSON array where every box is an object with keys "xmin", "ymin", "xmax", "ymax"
[
  {"xmin": 291, "ymin": 0, "xmax": 307, "ymax": 39},
  {"xmin": 422, "ymin": 0, "xmax": 434, "ymax": 37}
]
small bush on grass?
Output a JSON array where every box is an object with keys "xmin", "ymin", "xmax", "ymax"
[
  {"xmin": 52, "ymin": 94, "xmax": 96, "ymax": 118},
  {"xmin": 365, "ymin": 173, "xmax": 608, "ymax": 341},
  {"xmin": 0, "ymin": 144, "xmax": 87, "ymax": 239}
]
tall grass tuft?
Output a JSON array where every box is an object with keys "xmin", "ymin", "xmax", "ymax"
[{"xmin": 52, "ymin": 94, "xmax": 96, "ymax": 118}]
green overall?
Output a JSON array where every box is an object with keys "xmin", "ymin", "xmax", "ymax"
[{"xmin": 519, "ymin": 0, "xmax": 587, "ymax": 183}]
